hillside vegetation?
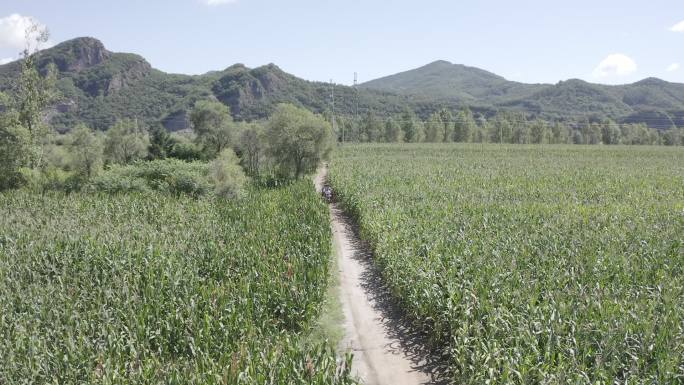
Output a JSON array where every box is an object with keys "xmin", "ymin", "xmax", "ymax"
[
  {"xmin": 2, "ymin": 39, "xmax": 684, "ymax": 132},
  {"xmin": 361, "ymin": 61, "xmax": 684, "ymax": 127},
  {"xmin": 0, "ymin": 37, "xmax": 409, "ymax": 132}
]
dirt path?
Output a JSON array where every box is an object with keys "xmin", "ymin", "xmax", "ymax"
[{"xmin": 315, "ymin": 167, "xmax": 447, "ymax": 385}]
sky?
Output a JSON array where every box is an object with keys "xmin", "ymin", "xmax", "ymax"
[{"xmin": 0, "ymin": 0, "xmax": 683, "ymax": 86}]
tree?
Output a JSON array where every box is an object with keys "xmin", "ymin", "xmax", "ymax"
[
  {"xmin": 551, "ymin": 122, "xmax": 571, "ymax": 144},
  {"xmin": 384, "ymin": 118, "xmax": 401, "ymax": 142},
  {"xmin": 0, "ymin": 23, "xmax": 60, "ymax": 191},
  {"xmin": 662, "ymin": 127, "xmax": 683, "ymax": 146},
  {"xmin": 587, "ymin": 122, "xmax": 602, "ymax": 145},
  {"xmin": 512, "ymin": 123, "xmax": 530, "ymax": 144},
  {"xmin": 148, "ymin": 125, "xmax": 175, "ymax": 160},
  {"xmin": 169, "ymin": 133, "xmax": 203, "ymax": 161},
  {"xmin": 490, "ymin": 112, "xmax": 514, "ymax": 143},
  {"xmin": 12, "ymin": 22, "xmax": 57, "ymax": 170},
  {"xmin": 210, "ymin": 149, "xmax": 248, "ymax": 199},
  {"xmin": 600, "ymin": 120, "xmax": 621, "ymax": 145},
  {"xmin": 0, "ymin": 99, "xmax": 31, "ymax": 190},
  {"xmin": 414, "ymin": 120, "xmax": 426, "ymax": 143},
  {"xmin": 266, "ymin": 104, "xmax": 333, "ymax": 179},
  {"xmin": 572, "ymin": 129, "xmax": 584, "ymax": 144},
  {"xmin": 338, "ymin": 116, "xmax": 357, "ymax": 143},
  {"xmin": 400, "ymin": 108, "xmax": 417, "ymax": 143},
  {"xmin": 453, "ymin": 107, "xmax": 476, "ymax": 142},
  {"xmin": 438, "ymin": 108, "xmax": 453, "ymax": 142},
  {"xmin": 424, "ymin": 112, "xmax": 441, "ymax": 142},
  {"xmin": 474, "ymin": 116, "xmax": 490, "ymax": 143},
  {"xmin": 360, "ymin": 110, "xmax": 382, "ymax": 142},
  {"xmin": 68, "ymin": 123, "xmax": 103, "ymax": 178},
  {"xmin": 190, "ymin": 100, "xmax": 234, "ymax": 157},
  {"xmin": 530, "ymin": 119, "xmax": 550, "ymax": 144},
  {"xmin": 473, "ymin": 127, "xmax": 488, "ymax": 143},
  {"xmin": 238, "ymin": 122, "xmax": 266, "ymax": 176},
  {"xmin": 104, "ymin": 119, "xmax": 148, "ymax": 164}
]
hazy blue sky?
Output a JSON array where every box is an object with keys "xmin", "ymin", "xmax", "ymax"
[{"xmin": 0, "ymin": 0, "xmax": 682, "ymax": 85}]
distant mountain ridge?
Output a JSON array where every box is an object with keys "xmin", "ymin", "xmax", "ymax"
[
  {"xmin": 361, "ymin": 60, "xmax": 684, "ymax": 127},
  {"xmin": 0, "ymin": 38, "xmax": 683, "ymax": 131},
  {"xmin": 361, "ymin": 60, "xmax": 534, "ymax": 101}
]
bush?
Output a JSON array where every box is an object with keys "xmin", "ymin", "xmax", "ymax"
[
  {"xmin": 16, "ymin": 167, "xmax": 84, "ymax": 193},
  {"xmin": 169, "ymin": 137, "xmax": 204, "ymax": 161},
  {"xmin": 88, "ymin": 172, "xmax": 150, "ymax": 194},
  {"xmin": 209, "ymin": 149, "xmax": 247, "ymax": 199},
  {"xmin": 90, "ymin": 159, "xmax": 211, "ymax": 196}
]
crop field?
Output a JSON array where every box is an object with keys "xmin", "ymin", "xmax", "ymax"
[
  {"xmin": 0, "ymin": 182, "xmax": 353, "ymax": 384},
  {"xmin": 329, "ymin": 144, "xmax": 684, "ymax": 384}
]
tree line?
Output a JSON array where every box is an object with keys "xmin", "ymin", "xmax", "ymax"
[
  {"xmin": 1, "ymin": 96, "xmax": 333, "ymax": 192},
  {"xmin": 333, "ymin": 108, "xmax": 684, "ymax": 146}
]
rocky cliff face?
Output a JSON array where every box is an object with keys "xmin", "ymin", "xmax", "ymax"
[
  {"xmin": 37, "ymin": 37, "xmax": 110, "ymax": 73},
  {"xmin": 212, "ymin": 63, "xmax": 315, "ymax": 119},
  {"xmin": 34, "ymin": 37, "xmax": 152, "ymax": 96},
  {"xmin": 104, "ymin": 61, "xmax": 151, "ymax": 94},
  {"xmin": 76, "ymin": 53, "xmax": 152, "ymax": 96}
]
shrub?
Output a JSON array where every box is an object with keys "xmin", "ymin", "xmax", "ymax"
[
  {"xmin": 209, "ymin": 149, "xmax": 248, "ymax": 199},
  {"xmin": 90, "ymin": 159, "xmax": 211, "ymax": 196},
  {"xmin": 169, "ymin": 140, "xmax": 204, "ymax": 161}
]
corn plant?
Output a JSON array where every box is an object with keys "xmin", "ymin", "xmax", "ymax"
[
  {"xmin": 0, "ymin": 180, "xmax": 354, "ymax": 384},
  {"xmin": 330, "ymin": 143, "xmax": 684, "ymax": 385}
]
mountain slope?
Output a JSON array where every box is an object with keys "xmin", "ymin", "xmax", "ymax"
[
  {"xmin": 0, "ymin": 37, "xmax": 215, "ymax": 131},
  {"xmin": 361, "ymin": 60, "xmax": 684, "ymax": 127},
  {"xmin": 0, "ymin": 37, "xmax": 411, "ymax": 132},
  {"xmin": 361, "ymin": 60, "xmax": 541, "ymax": 102},
  {"xmin": 1, "ymin": 40, "xmax": 683, "ymax": 131}
]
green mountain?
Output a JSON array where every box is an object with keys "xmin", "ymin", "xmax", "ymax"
[
  {"xmin": 0, "ymin": 37, "xmax": 410, "ymax": 132},
  {"xmin": 0, "ymin": 37, "xmax": 219, "ymax": 132},
  {"xmin": 1, "ymin": 39, "xmax": 683, "ymax": 131},
  {"xmin": 360, "ymin": 60, "xmax": 538, "ymax": 103},
  {"xmin": 361, "ymin": 60, "xmax": 684, "ymax": 128}
]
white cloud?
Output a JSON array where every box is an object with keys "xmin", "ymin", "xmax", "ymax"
[
  {"xmin": 667, "ymin": 63, "xmax": 680, "ymax": 72},
  {"xmin": 0, "ymin": 57, "xmax": 14, "ymax": 65},
  {"xmin": 592, "ymin": 54, "xmax": 637, "ymax": 78},
  {"xmin": 0, "ymin": 14, "xmax": 52, "ymax": 50},
  {"xmin": 202, "ymin": 0, "xmax": 238, "ymax": 5},
  {"xmin": 670, "ymin": 20, "xmax": 684, "ymax": 32}
]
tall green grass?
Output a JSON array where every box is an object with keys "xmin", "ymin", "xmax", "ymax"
[
  {"xmin": 0, "ymin": 181, "xmax": 353, "ymax": 384},
  {"xmin": 330, "ymin": 144, "xmax": 684, "ymax": 384}
]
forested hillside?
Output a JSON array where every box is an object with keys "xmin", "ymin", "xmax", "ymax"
[
  {"xmin": 0, "ymin": 37, "xmax": 409, "ymax": 132},
  {"xmin": 2, "ymin": 38, "xmax": 684, "ymax": 133},
  {"xmin": 362, "ymin": 61, "xmax": 684, "ymax": 128}
]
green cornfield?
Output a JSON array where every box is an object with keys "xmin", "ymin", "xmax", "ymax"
[
  {"xmin": 330, "ymin": 144, "xmax": 684, "ymax": 384},
  {"xmin": 0, "ymin": 181, "xmax": 353, "ymax": 384}
]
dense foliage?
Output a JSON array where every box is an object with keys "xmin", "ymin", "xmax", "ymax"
[
  {"xmin": 0, "ymin": 181, "xmax": 354, "ymax": 384},
  {"xmin": 88, "ymin": 159, "xmax": 212, "ymax": 196},
  {"xmin": 267, "ymin": 104, "xmax": 334, "ymax": 178},
  {"xmin": 339, "ymin": 109, "xmax": 684, "ymax": 146},
  {"xmin": 330, "ymin": 144, "xmax": 684, "ymax": 384}
]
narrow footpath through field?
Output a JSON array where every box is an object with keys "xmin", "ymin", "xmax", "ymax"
[{"xmin": 315, "ymin": 166, "xmax": 447, "ymax": 385}]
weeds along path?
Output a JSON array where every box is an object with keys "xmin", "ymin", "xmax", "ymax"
[{"xmin": 315, "ymin": 166, "xmax": 445, "ymax": 385}]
